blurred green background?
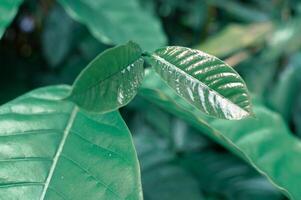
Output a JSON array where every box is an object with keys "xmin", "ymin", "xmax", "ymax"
[{"xmin": 1, "ymin": 0, "xmax": 301, "ymax": 199}]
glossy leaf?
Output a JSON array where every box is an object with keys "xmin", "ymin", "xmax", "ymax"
[
  {"xmin": 58, "ymin": 0, "xmax": 166, "ymax": 51},
  {"xmin": 0, "ymin": 85, "xmax": 142, "ymax": 200},
  {"xmin": 149, "ymin": 46, "xmax": 252, "ymax": 120},
  {"xmin": 0, "ymin": 0, "xmax": 23, "ymax": 38},
  {"xmin": 139, "ymin": 70, "xmax": 301, "ymax": 200},
  {"xmin": 67, "ymin": 42, "xmax": 144, "ymax": 113}
]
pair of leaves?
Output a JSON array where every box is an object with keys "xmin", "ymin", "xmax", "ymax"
[
  {"xmin": 0, "ymin": 0, "xmax": 23, "ymax": 38},
  {"xmin": 0, "ymin": 85, "xmax": 142, "ymax": 199},
  {"xmin": 139, "ymin": 70, "xmax": 301, "ymax": 200},
  {"xmin": 67, "ymin": 41, "xmax": 252, "ymax": 120}
]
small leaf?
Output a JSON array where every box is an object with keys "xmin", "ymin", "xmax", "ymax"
[
  {"xmin": 0, "ymin": 0, "xmax": 23, "ymax": 38},
  {"xmin": 0, "ymin": 85, "xmax": 142, "ymax": 200},
  {"xmin": 67, "ymin": 41, "xmax": 144, "ymax": 113},
  {"xmin": 149, "ymin": 46, "xmax": 252, "ymax": 120}
]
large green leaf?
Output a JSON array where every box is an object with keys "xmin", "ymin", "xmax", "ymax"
[
  {"xmin": 0, "ymin": 85, "xmax": 142, "ymax": 200},
  {"xmin": 139, "ymin": 70, "xmax": 301, "ymax": 200},
  {"xmin": 0, "ymin": 0, "xmax": 23, "ymax": 38},
  {"xmin": 148, "ymin": 46, "xmax": 252, "ymax": 120},
  {"xmin": 67, "ymin": 42, "xmax": 144, "ymax": 113},
  {"xmin": 58, "ymin": 0, "xmax": 166, "ymax": 51}
]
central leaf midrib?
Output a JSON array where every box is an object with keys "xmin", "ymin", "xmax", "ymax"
[
  {"xmin": 152, "ymin": 53, "xmax": 249, "ymax": 115},
  {"xmin": 39, "ymin": 106, "xmax": 79, "ymax": 200}
]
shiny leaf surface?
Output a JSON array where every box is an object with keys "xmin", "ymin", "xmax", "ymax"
[
  {"xmin": 149, "ymin": 46, "xmax": 252, "ymax": 120},
  {"xmin": 0, "ymin": 0, "xmax": 23, "ymax": 38},
  {"xmin": 140, "ymin": 71, "xmax": 301, "ymax": 200},
  {"xmin": 58, "ymin": 0, "xmax": 166, "ymax": 51},
  {"xmin": 67, "ymin": 42, "xmax": 144, "ymax": 113},
  {"xmin": 0, "ymin": 85, "xmax": 142, "ymax": 200}
]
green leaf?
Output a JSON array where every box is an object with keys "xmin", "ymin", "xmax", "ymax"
[
  {"xmin": 139, "ymin": 70, "xmax": 301, "ymax": 200},
  {"xmin": 198, "ymin": 22, "xmax": 272, "ymax": 57},
  {"xmin": 148, "ymin": 46, "xmax": 252, "ymax": 120},
  {"xmin": 0, "ymin": 85, "xmax": 142, "ymax": 200},
  {"xmin": 58, "ymin": 0, "xmax": 166, "ymax": 51},
  {"xmin": 67, "ymin": 42, "xmax": 144, "ymax": 113},
  {"xmin": 0, "ymin": 0, "xmax": 23, "ymax": 38}
]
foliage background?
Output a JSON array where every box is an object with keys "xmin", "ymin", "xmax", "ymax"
[{"xmin": 1, "ymin": 0, "xmax": 301, "ymax": 199}]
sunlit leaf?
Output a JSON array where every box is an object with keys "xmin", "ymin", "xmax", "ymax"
[
  {"xmin": 67, "ymin": 42, "xmax": 144, "ymax": 113},
  {"xmin": 0, "ymin": 85, "xmax": 142, "ymax": 200},
  {"xmin": 149, "ymin": 47, "xmax": 252, "ymax": 120}
]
